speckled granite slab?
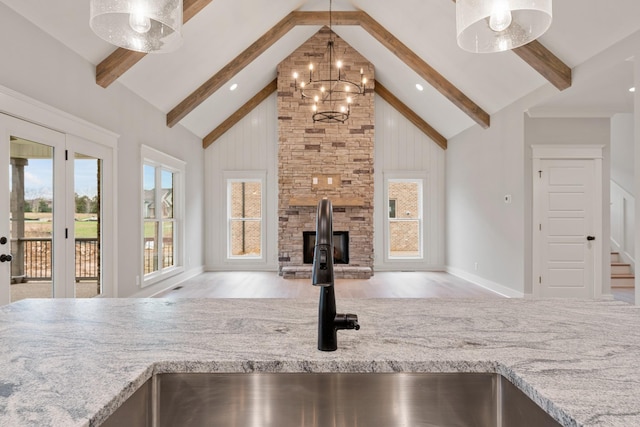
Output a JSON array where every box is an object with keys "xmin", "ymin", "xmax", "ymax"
[{"xmin": 0, "ymin": 298, "xmax": 639, "ymax": 426}]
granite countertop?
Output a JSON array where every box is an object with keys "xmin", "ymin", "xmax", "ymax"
[{"xmin": 0, "ymin": 297, "xmax": 639, "ymax": 426}]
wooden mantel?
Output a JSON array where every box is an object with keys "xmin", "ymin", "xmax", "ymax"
[{"xmin": 289, "ymin": 197, "xmax": 365, "ymax": 207}]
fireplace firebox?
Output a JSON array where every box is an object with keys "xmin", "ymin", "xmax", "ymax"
[{"xmin": 303, "ymin": 231, "xmax": 349, "ymax": 264}]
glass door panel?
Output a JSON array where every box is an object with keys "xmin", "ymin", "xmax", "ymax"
[
  {"xmin": 9, "ymin": 137, "xmax": 55, "ymax": 302},
  {"xmin": 74, "ymin": 153, "xmax": 102, "ymax": 298}
]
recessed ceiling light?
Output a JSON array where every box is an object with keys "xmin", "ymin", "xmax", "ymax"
[
  {"xmin": 415, "ymin": 83, "xmax": 424, "ymax": 91},
  {"xmin": 629, "ymin": 87, "xmax": 636, "ymax": 93},
  {"xmin": 230, "ymin": 83, "xmax": 238, "ymax": 91}
]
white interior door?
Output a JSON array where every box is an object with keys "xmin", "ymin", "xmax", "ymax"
[{"xmin": 535, "ymin": 158, "xmax": 598, "ymax": 298}]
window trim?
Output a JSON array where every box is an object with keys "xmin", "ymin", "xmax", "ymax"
[
  {"xmin": 224, "ymin": 171, "xmax": 267, "ymax": 263},
  {"xmin": 141, "ymin": 145, "xmax": 185, "ymax": 287}
]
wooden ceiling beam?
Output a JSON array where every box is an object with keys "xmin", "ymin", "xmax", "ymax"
[
  {"xmin": 512, "ymin": 40, "xmax": 572, "ymax": 90},
  {"xmin": 95, "ymin": 0, "xmax": 213, "ymax": 88},
  {"xmin": 167, "ymin": 12, "xmax": 297, "ymax": 128},
  {"xmin": 359, "ymin": 12, "xmax": 489, "ymax": 129},
  {"xmin": 450, "ymin": 0, "xmax": 571, "ymax": 90},
  {"xmin": 289, "ymin": 11, "xmax": 362, "ymax": 26},
  {"xmin": 169, "ymin": 10, "xmax": 489, "ymax": 130},
  {"xmin": 203, "ymin": 78, "xmax": 278, "ymax": 148},
  {"xmin": 374, "ymin": 82, "xmax": 447, "ymax": 150}
]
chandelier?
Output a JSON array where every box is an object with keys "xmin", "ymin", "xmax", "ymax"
[
  {"xmin": 90, "ymin": 0, "xmax": 183, "ymax": 53},
  {"xmin": 293, "ymin": 0, "xmax": 367, "ymax": 123},
  {"xmin": 456, "ymin": 0, "xmax": 552, "ymax": 53}
]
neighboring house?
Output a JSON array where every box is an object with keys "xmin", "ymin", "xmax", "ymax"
[{"xmin": 143, "ymin": 188, "xmax": 173, "ymax": 219}]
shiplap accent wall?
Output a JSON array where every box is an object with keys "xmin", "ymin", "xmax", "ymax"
[
  {"xmin": 204, "ymin": 93, "xmax": 445, "ymax": 272},
  {"xmin": 374, "ymin": 95, "xmax": 446, "ymax": 270},
  {"xmin": 205, "ymin": 93, "xmax": 279, "ymax": 270}
]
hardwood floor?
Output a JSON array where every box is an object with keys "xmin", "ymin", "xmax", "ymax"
[
  {"xmin": 155, "ymin": 271, "xmax": 504, "ymax": 299},
  {"xmin": 611, "ymin": 288, "xmax": 635, "ymax": 304}
]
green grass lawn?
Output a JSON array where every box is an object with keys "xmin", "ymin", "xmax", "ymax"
[{"xmin": 75, "ymin": 221, "xmax": 98, "ymax": 238}]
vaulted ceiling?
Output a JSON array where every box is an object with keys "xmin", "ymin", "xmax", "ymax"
[{"xmin": 2, "ymin": 0, "xmax": 640, "ymax": 145}]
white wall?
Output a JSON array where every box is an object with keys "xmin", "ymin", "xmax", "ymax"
[
  {"xmin": 204, "ymin": 93, "xmax": 279, "ymax": 271},
  {"xmin": 373, "ymin": 95, "xmax": 445, "ymax": 270},
  {"xmin": 446, "ymin": 95, "xmax": 531, "ymax": 297},
  {"xmin": 611, "ymin": 113, "xmax": 634, "ymax": 194},
  {"xmin": 611, "ymin": 180, "xmax": 635, "ymax": 265},
  {"xmin": 0, "ymin": 4, "xmax": 205, "ymax": 297}
]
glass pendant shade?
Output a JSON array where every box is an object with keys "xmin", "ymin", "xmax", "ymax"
[
  {"xmin": 456, "ymin": 0, "xmax": 552, "ymax": 53},
  {"xmin": 90, "ymin": 0, "xmax": 183, "ymax": 53}
]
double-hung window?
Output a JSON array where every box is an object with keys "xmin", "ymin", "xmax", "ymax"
[
  {"xmin": 225, "ymin": 171, "xmax": 265, "ymax": 261},
  {"xmin": 142, "ymin": 146, "xmax": 184, "ymax": 285},
  {"xmin": 386, "ymin": 178, "xmax": 424, "ymax": 259}
]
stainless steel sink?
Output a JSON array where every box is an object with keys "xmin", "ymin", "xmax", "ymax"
[{"xmin": 101, "ymin": 372, "xmax": 561, "ymax": 426}]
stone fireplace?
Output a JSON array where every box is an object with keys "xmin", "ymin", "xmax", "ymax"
[
  {"xmin": 302, "ymin": 231, "xmax": 349, "ymax": 265},
  {"xmin": 277, "ymin": 27, "xmax": 374, "ymax": 279}
]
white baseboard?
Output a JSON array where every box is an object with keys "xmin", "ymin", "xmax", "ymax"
[
  {"xmin": 446, "ymin": 266, "xmax": 524, "ymax": 298},
  {"xmin": 130, "ymin": 265, "xmax": 205, "ymax": 298},
  {"xmin": 373, "ymin": 265, "xmax": 447, "ymax": 272}
]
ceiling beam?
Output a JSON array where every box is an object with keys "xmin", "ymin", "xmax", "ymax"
[
  {"xmin": 168, "ymin": 10, "xmax": 489, "ymax": 130},
  {"xmin": 203, "ymin": 78, "xmax": 278, "ymax": 148},
  {"xmin": 289, "ymin": 11, "xmax": 362, "ymax": 26},
  {"xmin": 358, "ymin": 11, "xmax": 489, "ymax": 129},
  {"xmin": 167, "ymin": 12, "xmax": 298, "ymax": 128},
  {"xmin": 374, "ymin": 82, "xmax": 447, "ymax": 150},
  {"xmin": 512, "ymin": 40, "xmax": 572, "ymax": 90},
  {"xmin": 449, "ymin": 0, "xmax": 571, "ymax": 90},
  {"xmin": 95, "ymin": 0, "xmax": 213, "ymax": 88}
]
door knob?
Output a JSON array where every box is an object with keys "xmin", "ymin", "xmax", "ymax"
[
  {"xmin": 0, "ymin": 254, "xmax": 12, "ymax": 262},
  {"xmin": 586, "ymin": 236, "xmax": 596, "ymax": 241}
]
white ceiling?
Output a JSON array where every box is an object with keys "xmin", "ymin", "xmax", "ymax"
[{"xmin": 2, "ymin": 0, "xmax": 640, "ymax": 140}]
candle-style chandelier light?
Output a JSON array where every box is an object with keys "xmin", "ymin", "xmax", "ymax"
[{"xmin": 293, "ymin": 0, "xmax": 368, "ymax": 123}]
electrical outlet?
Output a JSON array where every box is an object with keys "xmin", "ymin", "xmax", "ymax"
[
  {"xmin": 474, "ymin": 262, "xmax": 478, "ymax": 271},
  {"xmin": 504, "ymin": 194, "xmax": 512, "ymax": 204}
]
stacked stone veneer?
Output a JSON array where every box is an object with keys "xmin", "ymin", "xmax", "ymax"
[{"xmin": 277, "ymin": 27, "xmax": 374, "ymax": 279}]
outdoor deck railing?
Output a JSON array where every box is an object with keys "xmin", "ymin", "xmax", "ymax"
[
  {"xmin": 12, "ymin": 237, "xmax": 174, "ymax": 280},
  {"xmin": 13, "ymin": 237, "xmax": 99, "ymax": 281}
]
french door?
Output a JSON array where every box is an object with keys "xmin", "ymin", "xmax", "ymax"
[{"xmin": 0, "ymin": 114, "xmax": 112, "ymax": 305}]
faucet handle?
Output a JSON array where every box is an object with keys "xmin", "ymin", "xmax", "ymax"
[{"xmin": 335, "ymin": 313, "xmax": 360, "ymax": 330}]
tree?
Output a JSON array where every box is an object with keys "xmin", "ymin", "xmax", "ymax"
[
  {"xmin": 75, "ymin": 193, "xmax": 90, "ymax": 214},
  {"xmin": 38, "ymin": 199, "xmax": 51, "ymax": 213},
  {"xmin": 89, "ymin": 195, "xmax": 99, "ymax": 214}
]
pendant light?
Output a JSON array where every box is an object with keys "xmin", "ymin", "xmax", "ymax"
[
  {"xmin": 456, "ymin": 0, "xmax": 552, "ymax": 53},
  {"xmin": 90, "ymin": 0, "xmax": 183, "ymax": 53}
]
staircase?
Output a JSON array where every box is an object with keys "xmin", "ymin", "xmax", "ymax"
[{"xmin": 611, "ymin": 252, "xmax": 635, "ymax": 288}]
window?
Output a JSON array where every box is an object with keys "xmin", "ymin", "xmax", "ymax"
[
  {"xmin": 226, "ymin": 172, "xmax": 265, "ymax": 260},
  {"xmin": 388, "ymin": 199, "xmax": 397, "ymax": 219},
  {"xmin": 386, "ymin": 178, "xmax": 423, "ymax": 259},
  {"xmin": 141, "ymin": 146, "xmax": 184, "ymax": 285}
]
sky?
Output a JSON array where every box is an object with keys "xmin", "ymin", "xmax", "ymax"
[
  {"xmin": 12, "ymin": 159, "xmax": 173, "ymax": 200},
  {"xmin": 14, "ymin": 158, "xmax": 98, "ymax": 199}
]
